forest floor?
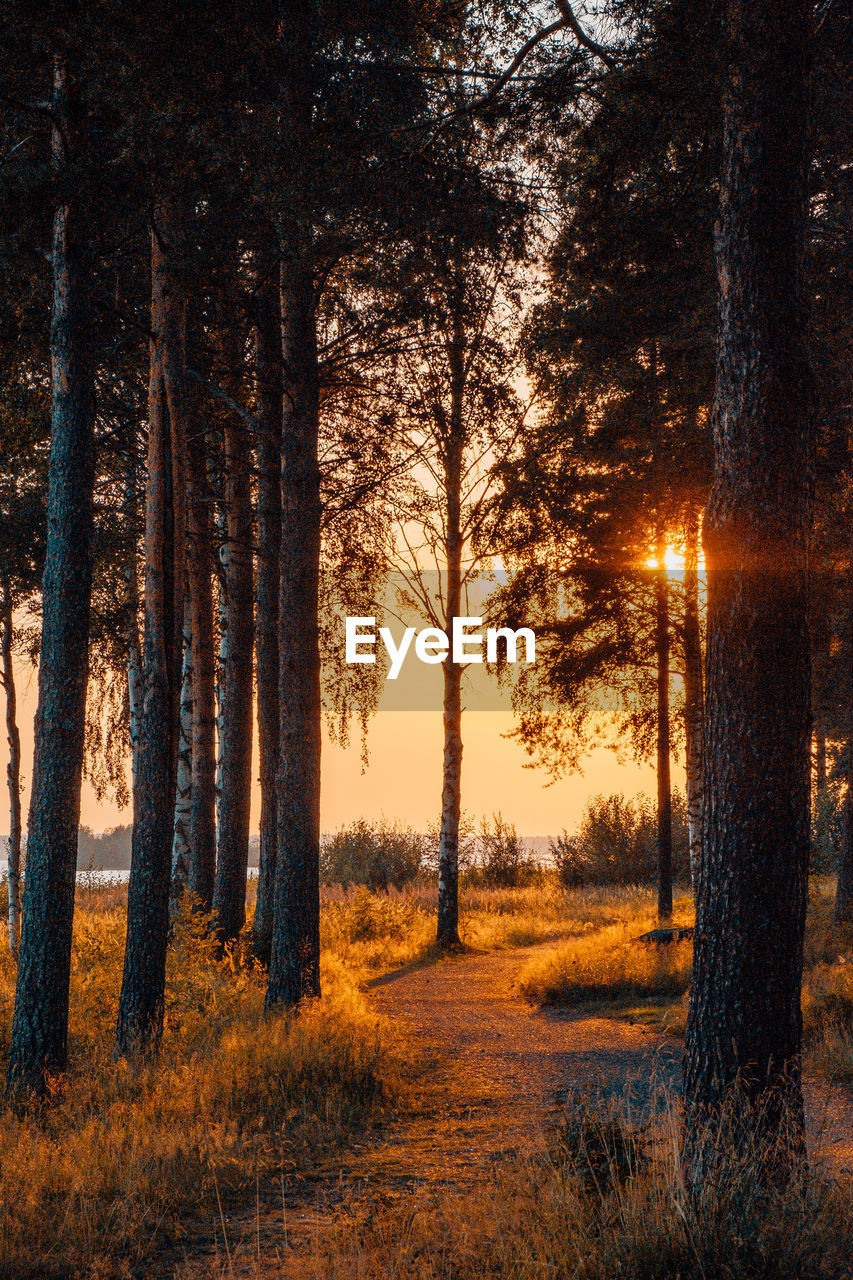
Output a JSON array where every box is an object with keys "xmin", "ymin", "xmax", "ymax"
[{"xmin": 173, "ymin": 941, "xmax": 853, "ymax": 1280}]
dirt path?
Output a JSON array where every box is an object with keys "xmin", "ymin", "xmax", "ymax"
[{"xmin": 174, "ymin": 943, "xmax": 853, "ymax": 1278}]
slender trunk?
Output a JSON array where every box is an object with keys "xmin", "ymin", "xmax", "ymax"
[
  {"xmin": 655, "ymin": 528, "xmax": 673, "ymax": 923},
  {"xmin": 6, "ymin": 59, "xmax": 96, "ymax": 1095},
  {"xmin": 211, "ymin": 325, "xmax": 255, "ymax": 950},
  {"xmin": 682, "ymin": 506, "xmax": 704, "ymax": 899},
  {"xmin": 266, "ymin": 254, "xmax": 322, "ymax": 1011},
  {"xmin": 123, "ymin": 448, "xmax": 143, "ymax": 783},
  {"xmin": 186, "ymin": 424, "xmax": 216, "ymax": 911},
  {"xmin": 170, "ymin": 600, "xmax": 193, "ymax": 901},
  {"xmin": 436, "ymin": 306, "xmax": 466, "ymax": 949},
  {"xmin": 116, "ymin": 203, "xmax": 187, "ymax": 1057},
  {"xmin": 814, "ymin": 716, "xmax": 827, "ymax": 794},
  {"xmin": 683, "ymin": 0, "xmax": 813, "ymax": 1181},
  {"xmin": 1, "ymin": 579, "xmax": 22, "ymax": 959},
  {"xmin": 835, "ymin": 532, "xmax": 853, "ymax": 922},
  {"xmin": 251, "ymin": 260, "xmax": 282, "ymax": 968}
]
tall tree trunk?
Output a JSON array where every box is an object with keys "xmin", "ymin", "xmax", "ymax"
[
  {"xmin": 251, "ymin": 260, "xmax": 282, "ymax": 968},
  {"xmin": 1, "ymin": 578, "xmax": 22, "ymax": 959},
  {"xmin": 436, "ymin": 344, "xmax": 465, "ymax": 949},
  {"xmin": 655, "ymin": 527, "xmax": 673, "ymax": 923},
  {"xmin": 123, "ymin": 445, "xmax": 143, "ymax": 783},
  {"xmin": 170, "ymin": 600, "xmax": 193, "ymax": 900},
  {"xmin": 682, "ymin": 505, "xmax": 704, "ymax": 899},
  {"xmin": 266, "ymin": 254, "xmax": 322, "ymax": 1011},
  {"xmin": 186, "ymin": 423, "xmax": 217, "ymax": 911},
  {"xmin": 211, "ymin": 324, "xmax": 255, "ymax": 950},
  {"xmin": 814, "ymin": 716, "xmax": 827, "ymax": 794},
  {"xmin": 683, "ymin": 0, "xmax": 814, "ymax": 1181},
  {"xmin": 116, "ymin": 203, "xmax": 187, "ymax": 1058},
  {"xmin": 835, "ymin": 533, "xmax": 853, "ymax": 923},
  {"xmin": 6, "ymin": 59, "xmax": 96, "ymax": 1096}
]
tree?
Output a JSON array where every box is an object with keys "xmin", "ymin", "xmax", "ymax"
[
  {"xmin": 6, "ymin": 55, "xmax": 97, "ymax": 1095},
  {"xmin": 683, "ymin": 0, "xmax": 814, "ymax": 1181},
  {"xmin": 115, "ymin": 203, "xmax": 187, "ymax": 1058}
]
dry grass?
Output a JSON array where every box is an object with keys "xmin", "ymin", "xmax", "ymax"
[
  {"xmin": 200, "ymin": 1100, "xmax": 853, "ymax": 1280},
  {"xmin": 0, "ymin": 889, "xmax": 398, "ymax": 1278}
]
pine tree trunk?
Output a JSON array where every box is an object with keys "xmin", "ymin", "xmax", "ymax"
[
  {"xmin": 1, "ymin": 578, "xmax": 22, "ymax": 959},
  {"xmin": 834, "ymin": 535, "xmax": 853, "ymax": 923},
  {"xmin": 116, "ymin": 204, "xmax": 187, "ymax": 1058},
  {"xmin": 682, "ymin": 506, "xmax": 704, "ymax": 899},
  {"xmin": 211, "ymin": 326, "xmax": 254, "ymax": 950},
  {"xmin": 123, "ymin": 446, "xmax": 143, "ymax": 783},
  {"xmin": 251, "ymin": 260, "xmax": 282, "ymax": 968},
  {"xmin": 655, "ymin": 529, "xmax": 673, "ymax": 923},
  {"xmin": 266, "ymin": 254, "xmax": 322, "ymax": 1011},
  {"xmin": 6, "ymin": 59, "xmax": 96, "ymax": 1095},
  {"xmin": 186, "ymin": 423, "xmax": 216, "ymax": 912},
  {"xmin": 170, "ymin": 601, "xmax": 193, "ymax": 900},
  {"xmin": 683, "ymin": 0, "xmax": 814, "ymax": 1181}
]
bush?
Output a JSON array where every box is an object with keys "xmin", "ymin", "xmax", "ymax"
[
  {"xmin": 477, "ymin": 813, "xmax": 533, "ymax": 888},
  {"xmin": 321, "ymin": 819, "xmax": 426, "ymax": 891},
  {"xmin": 556, "ymin": 791, "xmax": 689, "ymax": 887}
]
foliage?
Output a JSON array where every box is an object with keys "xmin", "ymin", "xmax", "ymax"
[
  {"xmin": 550, "ymin": 791, "xmax": 689, "ymax": 887},
  {"xmin": 320, "ymin": 819, "xmax": 427, "ymax": 891},
  {"xmin": 476, "ymin": 813, "xmax": 536, "ymax": 889}
]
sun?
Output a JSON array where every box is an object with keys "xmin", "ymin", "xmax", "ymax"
[{"xmin": 646, "ymin": 545, "xmax": 685, "ymax": 572}]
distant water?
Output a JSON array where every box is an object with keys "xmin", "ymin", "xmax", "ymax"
[{"xmin": 0, "ymin": 863, "xmax": 259, "ymax": 884}]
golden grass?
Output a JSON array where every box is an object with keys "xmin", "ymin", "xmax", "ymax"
[
  {"xmin": 207, "ymin": 1101, "xmax": 853, "ymax": 1280},
  {"xmin": 0, "ymin": 892, "xmax": 397, "ymax": 1278}
]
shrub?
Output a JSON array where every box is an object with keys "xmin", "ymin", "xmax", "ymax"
[
  {"xmin": 321, "ymin": 819, "xmax": 426, "ymax": 891},
  {"xmin": 477, "ymin": 813, "xmax": 533, "ymax": 888},
  {"xmin": 558, "ymin": 791, "xmax": 689, "ymax": 887}
]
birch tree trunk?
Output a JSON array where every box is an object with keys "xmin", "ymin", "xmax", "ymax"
[
  {"xmin": 1, "ymin": 578, "xmax": 22, "ymax": 959},
  {"xmin": 186, "ymin": 423, "xmax": 217, "ymax": 912},
  {"xmin": 266, "ymin": 252, "xmax": 322, "ymax": 1011},
  {"xmin": 7, "ymin": 58, "xmax": 96, "ymax": 1095},
  {"xmin": 436, "ymin": 357, "xmax": 465, "ymax": 948},
  {"xmin": 655, "ymin": 527, "xmax": 673, "ymax": 923},
  {"xmin": 116, "ymin": 202, "xmax": 187, "ymax": 1058},
  {"xmin": 211, "ymin": 325, "xmax": 255, "ymax": 950},
  {"xmin": 251, "ymin": 260, "xmax": 282, "ymax": 968},
  {"xmin": 683, "ymin": 0, "xmax": 814, "ymax": 1181},
  {"xmin": 682, "ymin": 505, "xmax": 704, "ymax": 899}
]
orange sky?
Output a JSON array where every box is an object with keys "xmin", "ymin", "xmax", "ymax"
[{"xmin": 0, "ymin": 648, "xmax": 673, "ymax": 836}]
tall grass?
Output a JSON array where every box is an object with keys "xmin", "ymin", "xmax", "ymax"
[
  {"xmin": 0, "ymin": 893, "xmax": 396, "ymax": 1278},
  {"xmin": 242, "ymin": 1099, "xmax": 853, "ymax": 1280}
]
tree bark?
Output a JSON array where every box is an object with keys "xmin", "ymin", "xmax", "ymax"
[
  {"xmin": 211, "ymin": 323, "xmax": 255, "ymax": 950},
  {"xmin": 682, "ymin": 505, "xmax": 704, "ymax": 899},
  {"xmin": 1, "ymin": 578, "xmax": 22, "ymax": 959},
  {"xmin": 115, "ymin": 203, "xmax": 187, "ymax": 1058},
  {"xmin": 266, "ymin": 254, "xmax": 322, "ymax": 1011},
  {"xmin": 655, "ymin": 527, "xmax": 673, "ymax": 923},
  {"xmin": 123, "ymin": 445, "xmax": 143, "ymax": 784},
  {"xmin": 251, "ymin": 260, "xmax": 282, "ymax": 969},
  {"xmin": 6, "ymin": 58, "xmax": 96, "ymax": 1095},
  {"xmin": 436, "ymin": 318, "xmax": 465, "ymax": 949},
  {"xmin": 186, "ymin": 423, "xmax": 217, "ymax": 912},
  {"xmin": 835, "ymin": 531, "xmax": 853, "ymax": 923},
  {"xmin": 683, "ymin": 0, "xmax": 814, "ymax": 1181},
  {"xmin": 170, "ymin": 600, "xmax": 193, "ymax": 901}
]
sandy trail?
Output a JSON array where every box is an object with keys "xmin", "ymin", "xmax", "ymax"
[{"xmin": 173, "ymin": 942, "xmax": 852, "ymax": 1278}]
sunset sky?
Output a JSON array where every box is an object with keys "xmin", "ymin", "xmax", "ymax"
[{"xmin": 0, "ymin": 643, "xmax": 670, "ymax": 836}]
